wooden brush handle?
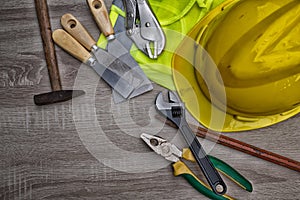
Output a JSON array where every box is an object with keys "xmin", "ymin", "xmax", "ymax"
[
  {"xmin": 86, "ymin": 0, "xmax": 114, "ymax": 37},
  {"xmin": 195, "ymin": 127, "xmax": 300, "ymax": 172},
  {"xmin": 157, "ymin": 115, "xmax": 300, "ymax": 172},
  {"xmin": 34, "ymin": 0, "xmax": 62, "ymax": 91},
  {"xmin": 52, "ymin": 29, "xmax": 91, "ymax": 64},
  {"xmin": 61, "ymin": 13, "xmax": 96, "ymax": 51}
]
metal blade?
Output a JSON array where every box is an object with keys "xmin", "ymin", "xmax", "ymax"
[
  {"xmin": 88, "ymin": 58, "xmax": 134, "ymax": 99},
  {"xmin": 93, "ymin": 44, "xmax": 152, "ymax": 103},
  {"xmin": 106, "ymin": 33, "xmax": 153, "ymax": 97}
]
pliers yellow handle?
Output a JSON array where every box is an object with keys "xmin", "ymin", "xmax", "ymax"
[
  {"xmin": 141, "ymin": 133, "xmax": 253, "ymax": 200},
  {"xmin": 173, "ymin": 148, "xmax": 252, "ymax": 200}
]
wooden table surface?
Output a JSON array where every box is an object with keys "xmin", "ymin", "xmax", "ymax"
[{"xmin": 0, "ymin": 0, "xmax": 299, "ymax": 199}]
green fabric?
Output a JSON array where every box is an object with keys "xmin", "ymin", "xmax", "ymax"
[{"xmin": 98, "ymin": 0, "xmax": 226, "ymax": 90}]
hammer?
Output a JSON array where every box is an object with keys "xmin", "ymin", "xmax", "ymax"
[{"xmin": 33, "ymin": 0, "xmax": 85, "ymax": 105}]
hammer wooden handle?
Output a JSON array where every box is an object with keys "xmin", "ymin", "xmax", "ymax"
[
  {"xmin": 34, "ymin": 0, "xmax": 62, "ymax": 91},
  {"xmin": 86, "ymin": 0, "xmax": 114, "ymax": 37},
  {"xmin": 61, "ymin": 13, "xmax": 97, "ymax": 51}
]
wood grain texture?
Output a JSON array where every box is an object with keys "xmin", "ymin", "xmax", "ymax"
[
  {"xmin": 87, "ymin": 0, "xmax": 115, "ymax": 37},
  {"xmin": 34, "ymin": 0, "xmax": 62, "ymax": 91},
  {"xmin": 0, "ymin": 0, "xmax": 299, "ymax": 199},
  {"xmin": 52, "ymin": 29, "xmax": 91, "ymax": 63},
  {"xmin": 61, "ymin": 13, "xmax": 97, "ymax": 51}
]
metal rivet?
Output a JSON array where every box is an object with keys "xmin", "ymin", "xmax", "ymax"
[
  {"xmin": 127, "ymin": 29, "xmax": 133, "ymax": 35},
  {"xmin": 216, "ymin": 184, "xmax": 224, "ymax": 194},
  {"xmin": 150, "ymin": 139, "xmax": 159, "ymax": 146}
]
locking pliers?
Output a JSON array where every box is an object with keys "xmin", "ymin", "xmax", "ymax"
[
  {"xmin": 122, "ymin": 0, "xmax": 165, "ymax": 59},
  {"xmin": 155, "ymin": 91, "xmax": 227, "ymax": 195}
]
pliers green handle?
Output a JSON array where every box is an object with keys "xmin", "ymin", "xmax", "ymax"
[{"xmin": 141, "ymin": 133, "xmax": 252, "ymax": 200}]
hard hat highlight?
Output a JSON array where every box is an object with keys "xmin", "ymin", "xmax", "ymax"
[{"xmin": 172, "ymin": 0, "xmax": 300, "ymax": 132}]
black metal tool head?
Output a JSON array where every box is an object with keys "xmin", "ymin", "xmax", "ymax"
[
  {"xmin": 155, "ymin": 91, "xmax": 184, "ymax": 127},
  {"xmin": 168, "ymin": 90, "xmax": 181, "ymax": 103},
  {"xmin": 34, "ymin": 90, "xmax": 85, "ymax": 106}
]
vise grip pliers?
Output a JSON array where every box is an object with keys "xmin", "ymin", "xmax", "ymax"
[
  {"xmin": 155, "ymin": 90, "xmax": 227, "ymax": 195},
  {"xmin": 140, "ymin": 133, "xmax": 253, "ymax": 200},
  {"xmin": 122, "ymin": 0, "xmax": 165, "ymax": 59}
]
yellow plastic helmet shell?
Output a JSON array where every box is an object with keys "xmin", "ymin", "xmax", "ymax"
[{"xmin": 172, "ymin": 0, "xmax": 300, "ymax": 132}]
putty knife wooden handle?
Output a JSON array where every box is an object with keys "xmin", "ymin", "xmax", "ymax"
[
  {"xmin": 61, "ymin": 13, "xmax": 97, "ymax": 51},
  {"xmin": 52, "ymin": 29, "xmax": 134, "ymax": 99},
  {"xmin": 52, "ymin": 29, "xmax": 91, "ymax": 63},
  {"xmin": 86, "ymin": 0, "xmax": 115, "ymax": 37}
]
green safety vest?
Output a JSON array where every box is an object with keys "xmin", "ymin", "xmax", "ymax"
[{"xmin": 98, "ymin": 0, "xmax": 226, "ymax": 90}]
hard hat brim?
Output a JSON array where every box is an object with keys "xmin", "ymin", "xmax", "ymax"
[{"xmin": 172, "ymin": 0, "xmax": 300, "ymax": 132}]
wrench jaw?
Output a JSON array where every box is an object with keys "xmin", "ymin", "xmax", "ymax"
[
  {"xmin": 145, "ymin": 41, "xmax": 156, "ymax": 59},
  {"xmin": 155, "ymin": 91, "xmax": 184, "ymax": 127},
  {"xmin": 150, "ymin": 27, "xmax": 165, "ymax": 59},
  {"xmin": 168, "ymin": 91, "xmax": 181, "ymax": 103},
  {"xmin": 128, "ymin": 28, "xmax": 164, "ymax": 59},
  {"xmin": 144, "ymin": 39, "xmax": 164, "ymax": 59},
  {"xmin": 124, "ymin": 0, "xmax": 166, "ymax": 59},
  {"xmin": 127, "ymin": 27, "xmax": 149, "ymax": 56},
  {"xmin": 142, "ymin": 27, "xmax": 165, "ymax": 59}
]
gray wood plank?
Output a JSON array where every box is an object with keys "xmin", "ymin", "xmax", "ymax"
[{"xmin": 0, "ymin": 0, "xmax": 299, "ymax": 199}]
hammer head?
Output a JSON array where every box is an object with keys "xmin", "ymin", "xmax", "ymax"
[{"xmin": 34, "ymin": 90, "xmax": 85, "ymax": 106}]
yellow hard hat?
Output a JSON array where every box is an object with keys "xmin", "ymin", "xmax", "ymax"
[{"xmin": 172, "ymin": 0, "xmax": 300, "ymax": 132}]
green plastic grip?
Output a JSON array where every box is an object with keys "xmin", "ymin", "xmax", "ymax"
[
  {"xmin": 182, "ymin": 173, "xmax": 232, "ymax": 200},
  {"xmin": 181, "ymin": 148, "xmax": 253, "ymax": 192},
  {"xmin": 173, "ymin": 160, "xmax": 234, "ymax": 200},
  {"xmin": 208, "ymin": 155, "xmax": 253, "ymax": 192}
]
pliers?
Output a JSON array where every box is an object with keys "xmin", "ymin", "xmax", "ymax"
[
  {"xmin": 141, "ymin": 133, "xmax": 253, "ymax": 200},
  {"xmin": 122, "ymin": 0, "xmax": 165, "ymax": 59},
  {"xmin": 155, "ymin": 90, "xmax": 227, "ymax": 195}
]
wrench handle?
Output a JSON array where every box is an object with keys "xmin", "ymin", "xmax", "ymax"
[{"xmin": 179, "ymin": 119, "xmax": 227, "ymax": 195}]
